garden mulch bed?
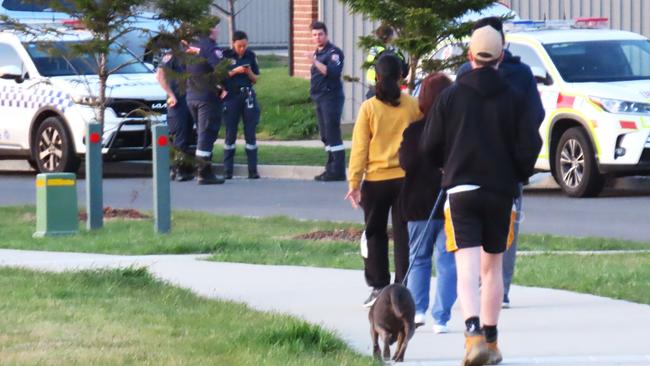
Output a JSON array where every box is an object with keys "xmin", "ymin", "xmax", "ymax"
[
  {"xmin": 78, "ymin": 207, "xmax": 151, "ymax": 221},
  {"xmin": 293, "ymin": 228, "xmax": 394, "ymax": 242}
]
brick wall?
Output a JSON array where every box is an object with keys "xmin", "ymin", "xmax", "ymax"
[{"xmin": 290, "ymin": 0, "xmax": 318, "ymax": 78}]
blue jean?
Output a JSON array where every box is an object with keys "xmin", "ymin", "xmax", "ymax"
[
  {"xmin": 503, "ymin": 184, "xmax": 523, "ymax": 303},
  {"xmin": 406, "ymin": 219, "xmax": 457, "ymax": 325}
]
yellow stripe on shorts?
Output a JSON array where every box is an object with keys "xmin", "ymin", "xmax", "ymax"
[{"xmin": 444, "ymin": 203, "xmax": 458, "ymax": 253}]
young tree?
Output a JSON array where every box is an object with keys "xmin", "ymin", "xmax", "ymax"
[
  {"xmin": 211, "ymin": 0, "xmax": 252, "ymax": 44},
  {"xmin": 340, "ymin": 0, "xmax": 497, "ymax": 91}
]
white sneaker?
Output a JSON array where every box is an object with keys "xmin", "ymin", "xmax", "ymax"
[
  {"xmin": 502, "ymin": 301, "xmax": 510, "ymax": 309},
  {"xmin": 433, "ymin": 323, "xmax": 448, "ymax": 334},
  {"xmin": 414, "ymin": 313, "xmax": 426, "ymax": 327}
]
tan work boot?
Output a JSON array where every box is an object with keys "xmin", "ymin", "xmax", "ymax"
[
  {"xmin": 486, "ymin": 341, "xmax": 503, "ymax": 365},
  {"xmin": 462, "ymin": 332, "xmax": 489, "ymax": 366}
]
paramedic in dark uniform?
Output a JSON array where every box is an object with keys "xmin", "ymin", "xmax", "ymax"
[
  {"xmin": 186, "ymin": 21, "xmax": 226, "ymax": 185},
  {"xmin": 222, "ymin": 30, "xmax": 260, "ymax": 179},
  {"xmin": 306, "ymin": 21, "xmax": 346, "ymax": 181},
  {"xmin": 156, "ymin": 44, "xmax": 196, "ymax": 181}
]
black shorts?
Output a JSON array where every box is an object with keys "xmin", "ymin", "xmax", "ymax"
[{"xmin": 443, "ymin": 188, "xmax": 516, "ymax": 254}]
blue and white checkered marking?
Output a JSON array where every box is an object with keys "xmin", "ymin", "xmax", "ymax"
[{"xmin": 0, "ymin": 86, "xmax": 74, "ymax": 113}]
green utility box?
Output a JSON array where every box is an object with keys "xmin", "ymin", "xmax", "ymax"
[{"xmin": 34, "ymin": 173, "xmax": 78, "ymax": 238}]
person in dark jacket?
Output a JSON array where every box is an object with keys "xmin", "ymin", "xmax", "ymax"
[
  {"xmin": 421, "ymin": 25, "xmax": 542, "ymax": 366},
  {"xmin": 306, "ymin": 21, "xmax": 346, "ymax": 181},
  {"xmin": 222, "ymin": 30, "xmax": 261, "ymax": 179},
  {"xmin": 457, "ymin": 17, "xmax": 546, "ymax": 309},
  {"xmin": 399, "ymin": 73, "xmax": 455, "ymax": 334},
  {"xmin": 186, "ymin": 22, "xmax": 226, "ymax": 185}
]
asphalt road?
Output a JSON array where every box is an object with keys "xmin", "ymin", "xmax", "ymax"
[{"xmin": 1, "ymin": 173, "xmax": 649, "ymax": 243}]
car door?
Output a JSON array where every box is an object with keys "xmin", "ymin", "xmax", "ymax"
[{"xmin": 0, "ymin": 41, "xmax": 31, "ymax": 150}]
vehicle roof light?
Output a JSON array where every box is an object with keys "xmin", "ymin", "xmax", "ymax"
[
  {"xmin": 505, "ymin": 17, "xmax": 610, "ymax": 32},
  {"xmin": 574, "ymin": 17, "xmax": 609, "ymax": 29},
  {"xmin": 62, "ymin": 19, "xmax": 85, "ymax": 30}
]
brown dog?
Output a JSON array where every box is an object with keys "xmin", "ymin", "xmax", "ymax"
[{"xmin": 368, "ymin": 284, "xmax": 416, "ymax": 362}]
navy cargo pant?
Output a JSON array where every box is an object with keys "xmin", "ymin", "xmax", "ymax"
[
  {"xmin": 187, "ymin": 99, "xmax": 222, "ymax": 158},
  {"xmin": 167, "ymin": 98, "xmax": 195, "ymax": 155},
  {"xmin": 223, "ymin": 88, "xmax": 260, "ymax": 175},
  {"xmin": 315, "ymin": 94, "xmax": 345, "ymax": 177}
]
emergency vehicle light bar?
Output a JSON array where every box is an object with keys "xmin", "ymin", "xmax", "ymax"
[{"xmin": 504, "ymin": 17, "xmax": 610, "ymax": 32}]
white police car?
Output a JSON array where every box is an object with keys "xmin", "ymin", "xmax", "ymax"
[
  {"xmin": 431, "ymin": 19, "xmax": 650, "ymax": 197},
  {"xmin": 0, "ymin": 26, "xmax": 167, "ymax": 173},
  {"xmin": 0, "ymin": 0, "xmax": 165, "ymax": 63}
]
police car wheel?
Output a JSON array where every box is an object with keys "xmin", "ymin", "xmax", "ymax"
[
  {"xmin": 32, "ymin": 117, "xmax": 80, "ymax": 173},
  {"xmin": 553, "ymin": 127, "xmax": 604, "ymax": 198}
]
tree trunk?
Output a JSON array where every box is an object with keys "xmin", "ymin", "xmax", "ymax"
[
  {"xmin": 408, "ymin": 56, "xmax": 419, "ymax": 93},
  {"xmin": 228, "ymin": 0, "xmax": 236, "ymax": 45},
  {"xmin": 98, "ymin": 52, "xmax": 108, "ymax": 132}
]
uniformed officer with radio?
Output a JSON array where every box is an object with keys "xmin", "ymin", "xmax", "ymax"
[
  {"xmin": 306, "ymin": 21, "xmax": 346, "ymax": 181},
  {"xmin": 186, "ymin": 22, "xmax": 226, "ymax": 185},
  {"xmin": 156, "ymin": 44, "xmax": 196, "ymax": 181},
  {"xmin": 222, "ymin": 30, "xmax": 260, "ymax": 179}
]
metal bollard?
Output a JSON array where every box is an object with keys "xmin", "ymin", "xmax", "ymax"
[
  {"xmin": 86, "ymin": 121, "xmax": 103, "ymax": 230},
  {"xmin": 33, "ymin": 173, "xmax": 78, "ymax": 237},
  {"xmin": 152, "ymin": 124, "xmax": 171, "ymax": 233}
]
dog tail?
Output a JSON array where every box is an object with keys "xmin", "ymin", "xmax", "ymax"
[{"xmin": 390, "ymin": 287, "xmax": 409, "ymax": 319}]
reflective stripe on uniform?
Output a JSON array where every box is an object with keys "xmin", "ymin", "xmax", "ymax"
[
  {"xmin": 224, "ymin": 144, "xmax": 236, "ymax": 150},
  {"xmin": 329, "ymin": 144, "xmax": 345, "ymax": 152},
  {"xmin": 195, "ymin": 149, "xmax": 212, "ymax": 157},
  {"xmin": 245, "ymin": 144, "xmax": 257, "ymax": 150}
]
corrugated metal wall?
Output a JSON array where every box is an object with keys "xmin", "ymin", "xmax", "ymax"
[
  {"xmin": 321, "ymin": 0, "xmax": 650, "ymax": 124},
  {"xmin": 509, "ymin": 0, "xmax": 650, "ymax": 38},
  {"xmin": 213, "ymin": 0, "xmax": 289, "ymax": 48}
]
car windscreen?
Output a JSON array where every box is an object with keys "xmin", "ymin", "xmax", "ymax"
[
  {"xmin": 2, "ymin": 0, "xmax": 75, "ymax": 12},
  {"xmin": 545, "ymin": 39, "xmax": 650, "ymax": 82},
  {"xmin": 24, "ymin": 41, "xmax": 151, "ymax": 76}
]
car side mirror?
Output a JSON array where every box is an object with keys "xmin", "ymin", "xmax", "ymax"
[
  {"xmin": 0, "ymin": 65, "xmax": 24, "ymax": 83},
  {"xmin": 531, "ymin": 66, "xmax": 552, "ymax": 86}
]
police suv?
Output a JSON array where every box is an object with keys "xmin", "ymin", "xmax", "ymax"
[
  {"xmin": 433, "ymin": 18, "xmax": 650, "ymax": 197},
  {"xmin": 0, "ymin": 25, "xmax": 167, "ymax": 173}
]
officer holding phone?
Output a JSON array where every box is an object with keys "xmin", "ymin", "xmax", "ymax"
[{"xmin": 222, "ymin": 30, "xmax": 261, "ymax": 179}]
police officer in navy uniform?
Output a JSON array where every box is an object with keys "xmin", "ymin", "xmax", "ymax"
[
  {"xmin": 306, "ymin": 21, "xmax": 346, "ymax": 181},
  {"xmin": 222, "ymin": 30, "xmax": 260, "ymax": 179},
  {"xmin": 156, "ymin": 44, "xmax": 196, "ymax": 181},
  {"xmin": 186, "ymin": 22, "xmax": 226, "ymax": 185}
]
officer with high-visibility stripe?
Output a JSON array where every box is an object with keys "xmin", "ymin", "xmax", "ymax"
[
  {"xmin": 365, "ymin": 25, "xmax": 409, "ymax": 99},
  {"xmin": 222, "ymin": 30, "xmax": 260, "ymax": 179},
  {"xmin": 306, "ymin": 21, "xmax": 346, "ymax": 181},
  {"xmin": 156, "ymin": 43, "xmax": 196, "ymax": 182},
  {"xmin": 186, "ymin": 21, "xmax": 226, "ymax": 185}
]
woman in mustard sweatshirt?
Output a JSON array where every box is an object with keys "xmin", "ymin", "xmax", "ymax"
[{"xmin": 345, "ymin": 54, "xmax": 422, "ymax": 307}]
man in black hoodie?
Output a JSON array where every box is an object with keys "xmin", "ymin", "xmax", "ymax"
[
  {"xmin": 421, "ymin": 25, "xmax": 541, "ymax": 366},
  {"xmin": 457, "ymin": 17, "xmax": 546, "ymax": 311}
]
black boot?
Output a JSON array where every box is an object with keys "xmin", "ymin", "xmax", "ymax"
[
  {"xmin": 314, "ymin": 151, "xmax": 332, "ymax": 180},
  {"xmin": 315, "ymin": 150, "xmax": 346, "ymax": 181},
  {"xmin": 223, "ymin": 148, "xmax": 236, "ymax": 179},
  {"xmin": 196, "ymin": 155, "xmax": 225, "ymax": 185},
  {"xmin": 246, "ymin": 148, "xmax": 259, "ymax": 179},
  {"xmin": 176, "ymin": 151, "xmax": 195, "ymax": 182}
]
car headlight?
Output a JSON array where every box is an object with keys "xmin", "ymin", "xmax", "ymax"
[
  {"xmin": 72, "ymin": 95, "xmax": 100, "ymax": 106},
  {"xmin": 590, "ymin": 96, "xmax": 650, "ymax": 115}
]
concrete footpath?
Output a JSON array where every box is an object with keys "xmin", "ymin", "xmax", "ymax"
[{"xmin": 1, "ymin": 249, "xmax": 649, "ymax": 366}]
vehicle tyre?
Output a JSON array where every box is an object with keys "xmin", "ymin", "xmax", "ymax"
[
  {"xmin": 31, "ymin": 116, "xmax": 80, "ymax": 173},
  {"xmin": 553, "ymin": 127, "xmax": 604, "ymax": 197}
]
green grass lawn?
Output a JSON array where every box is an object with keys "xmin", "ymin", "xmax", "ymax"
[
  {"xmin": 211, "ymin": 145, "xmax": 351, "ymax": 166},
  {"xmin": 0, "ymin": 267, "xmax": 374, "ymax": 366},
  {"xmin": 253, "ymin": 55, "xmax": 319, "ymax": 140},
  {"xmin": 2, "ymin": 205, "xmax": 649, "ymax": 304}
]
